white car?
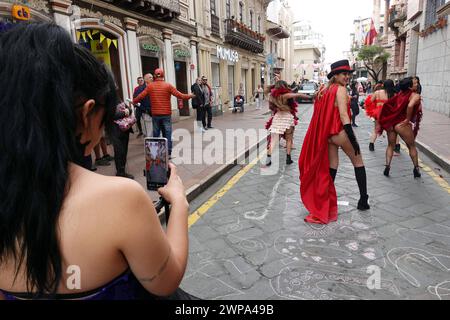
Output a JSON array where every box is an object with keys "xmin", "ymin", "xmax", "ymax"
[{"xmin": 298, "ymin": 82, "xmax": 318, "ymax": 103}]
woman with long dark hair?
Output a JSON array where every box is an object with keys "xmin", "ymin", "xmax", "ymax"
[
  {"xmin": 299, "ymin": 60, "xmax": 370, "ymax": 225},
  {"xmin": 378, "ymin": 77, "xmax": 423, "ymax": 178},
  {"xmin": 0, "ymin": 23, "xmax": 191, "ymax": 300},
  {"xmin": 366, "ymin": 79, "xmax": 396, "ymax": 151}
]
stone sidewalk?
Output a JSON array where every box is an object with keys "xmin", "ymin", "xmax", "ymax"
[
  {"xmin": 416, "ymin": 109, "xmax": 450, "ymax": 172},
  {"xmin": 181, "ymin": 104, "xmax": 450, "ymax": 300},
  {"xmin": 95, "ymin": 102, "xmax": 270, "ymax": 201}
]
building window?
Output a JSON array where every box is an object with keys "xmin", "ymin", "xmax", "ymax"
[
  {"xmin": 270, "ymin": 40, "xmax": 273, "ymax": 53},
  {"xmin": 250, "ymin": 10, "xmax": 253, "ymax": 30},
  {"xmin": 239, "ymin": 2, "xmax": 244, "ymax": 23},
  {"xmin": 395, "ymin": 35, "xmax": 407, "ymax": 68},
  {"xmin": 210, "ymin": 0, "xmax": 216, "ymax": 15},
  {"xmin": 425, "ymin": 0, "xmax": 445, "ymax": 27},
  {"xmin": 226, "ymin": 0, "xmax": 231, "ymax": 19},
  {"xmin": 258, "ymin": 16, "xmax": 261, "ymax": 33}
]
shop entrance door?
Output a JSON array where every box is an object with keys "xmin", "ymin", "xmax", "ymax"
[
  {"xmin": 175, "ymin": 61, "xmax": 189, "ymax": 116},
  {"xmin": 141, "ymin": 56, "xmax": 159, "ymax": 77},
  {"xmin": 228, "ymin": 66, "xmax": 234, "ymax": 103}
]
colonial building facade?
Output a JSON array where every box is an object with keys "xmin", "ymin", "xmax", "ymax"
[
  {"xmin": 194, "ymin": 0, "xmax": 270, "ymax": 111},
  {"xmin": 385, "ymin": 0, "xmax": 449, "ymax": 116}
]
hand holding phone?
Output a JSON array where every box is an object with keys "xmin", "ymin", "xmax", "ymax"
[
  {"xmin": 157, "ymin": 163, "xmax": 186, "ymax": 205},
  {"xmin": 145, "ymin": 137, "xmax": 169, "ymax": 191}
]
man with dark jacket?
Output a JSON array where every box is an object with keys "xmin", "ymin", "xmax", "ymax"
[
  {"xmin": 133, "ymin": 74, "xmax": 152, "ymax": 137},
  {"xmin": 201, "ymin": 76, "xmax": 213, "ymax": 129},
  {"xmin": 191, "ymin": 77, "xmax": 206, "ymax": 132}
]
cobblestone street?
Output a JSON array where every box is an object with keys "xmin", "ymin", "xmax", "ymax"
[{"xmin": 181, "ymin": 104, "xmax": 450, "ymax": 300}]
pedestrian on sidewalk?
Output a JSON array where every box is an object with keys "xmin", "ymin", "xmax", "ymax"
[
  {"xmin": 133, "ymin": 68, "xmax": 194, "ymax": 157},
  {"xmin": 201, "ymin": 76, "xmax": 214, "ymax": 129},
  {"xmin": 133, "ymin": 74, "xmax": 152, "ymax": 137},
  {"xmin": 112, "ymin": 100, "xmax": 136, "ymax": 179},
  {"xmin": 254, "ymin": 85, "xmax": 264, "ymax": 110},
  {"xmin": 93, "ymin": 136, "xmax": 114, "ymax": 166},
  {"xmin": 0, "ymin": 23, "xmax": 182, "ymax": 300},
  {"xmin": 350, "ymin": 81, "xmax": 360, "ymax": 127},
  {"xmin": 265, "ymin": 81, "xmax": 310, "ymax": 166},
  {"xmin": 366, "ymin": 79, "xmax": 395, "ymax": 151},
  {"xmin": 299, "ymin": 60, "xmax": 370, "ymax": 225},
  {"xmin": 378, "ymin": 77, "xmax": 423, "ymax": 178},
  {"xmin": 191, "ymin": 77, "xmax": 206, "ymax": 132}
]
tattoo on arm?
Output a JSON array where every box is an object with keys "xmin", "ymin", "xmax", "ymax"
[{"xmin": 138, "ymin": 247, "xmax": 172, "ymax": 283}]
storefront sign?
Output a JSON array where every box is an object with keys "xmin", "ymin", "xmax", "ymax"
[
  {"xmin": 216, "ymin": 46, "xmax": 239, "ymax": 63},
  {"xmin": 11, "ymin": 5, "xmax": 31, "ymax": 21},
  {"xmin": 142, "ymin": 44, "xmax": 160, "ymax": 53},
  {"xmin": 174, "ymin": 49, "xmax": 190, "ymax": 58}
]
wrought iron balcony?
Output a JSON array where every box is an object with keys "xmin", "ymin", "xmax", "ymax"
[
  {"xmin": 388, "ymin": 5, "xmax": 407, "ymax": 29},
  {"xmin": 211, "ymin": 14, "xmax": 220, "ymax": 38},
  {"xmin": 224, "ymin": 19, "xmax": 264, "ymax": 54},
  {"xmin": 101, "ymin": 0, "xmax": 180, "ymax": 21}
]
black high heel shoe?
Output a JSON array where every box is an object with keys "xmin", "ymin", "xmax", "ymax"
[
  {"xmin": 414, "ymin": 166, "xmax": 421, "ymax": 178},
  {"xmin": 384, "ymin": 165, "xmax": 390, "ymax": 177},
  {"xmin": 357, "ymin": 195, "xmax": 370, "ymax": 211},
  {"xmin": 369, "ymin": 143, "xmax": 375, "ymax": 152}
]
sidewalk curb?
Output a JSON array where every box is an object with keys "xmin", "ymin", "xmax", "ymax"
[
  {"xmin": 416, "ymin": 139, "xmax": 450, "ymax": 173},
  {"xmin": 185, "ymin": 136, "xmax": 267, "ymax": 203}
]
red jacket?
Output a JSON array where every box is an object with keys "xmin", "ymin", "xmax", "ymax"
[{"xmin": 133, "ymin": 79, "xmax": 191, "ymax": 116}]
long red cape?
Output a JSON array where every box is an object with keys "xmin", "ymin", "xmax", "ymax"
[
  {"xmin": 299, "ymin": 85, "xmax": 345, "ymax": 224},
  {"xmin": 378, "ymin": 90, "xmax": 423, "ymax": 137}
]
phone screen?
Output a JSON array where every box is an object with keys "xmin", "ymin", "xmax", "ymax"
[{"xmin": 145, "ymin": 138, "xmax": 169, "ymax": 190}]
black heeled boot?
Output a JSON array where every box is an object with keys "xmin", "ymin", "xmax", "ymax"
[
  {"xmin": 355, "ymin": 167, "xmax": 370, "ymax": 211},
  {"xmin": 286, "ymin": 154, "xmax": 293, "ymax": 165},
  {"xmin": 266, "ymin": 155, "xmax": 272, "ymax": 166},
  {"xmin": 414, "ymin": 166, "xmax": 421, "ymax": 178},
  {"xmin": 357, "ymin": 195, "xmax": 370, "ymax": 211},
  {"xmin": 384, "ymin": 165, "xmax": 390, "ymax": 177}
]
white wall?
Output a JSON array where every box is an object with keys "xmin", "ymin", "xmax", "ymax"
[{"xmin": 417, "ymin": 24, "xmax": 450, "ymax": 116}]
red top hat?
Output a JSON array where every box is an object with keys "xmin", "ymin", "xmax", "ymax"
[{"xmin": 327, "ymin": 60, "xmax": 354, "ymax": 80}]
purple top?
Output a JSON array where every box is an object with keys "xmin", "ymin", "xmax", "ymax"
[{"xmin": 0, "ymin": 270, "xmax": 197, "ymax": 300}]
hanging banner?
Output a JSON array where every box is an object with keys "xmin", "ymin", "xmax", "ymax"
[
  {"xmin": 107, "ymin": 38, "xmax": 112, "ymax": 49},
  {"xmin": 112, "ymin": 39, "xmax": 118, "ymax": 49},
  {"xmin": 99, "ymin": 33, "xmax": 106, "ymax": 44},
  {"xmin": 90, "ymin": 40, "xmax": 111, "ymax": 69},
  {"xmin": 76, "ymin": 31, "xmax": 81, "ymax": 42},
  {"xmin": 87, "ymin": 30, "xmax": 93, "ymax": 40},
  {"xmin": 92, "ymin": 30, "xmax": 99, "ymax": 36},
  {"xmin": 81, "ymin": 32, "xmax": 87, "ymax": 42}
]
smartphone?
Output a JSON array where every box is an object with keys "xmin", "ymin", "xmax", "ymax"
[{"xmin": 144, "ymin": 137, "xmax": 169, "ymax": 191}]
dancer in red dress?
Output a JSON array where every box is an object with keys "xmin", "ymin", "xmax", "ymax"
[
  {"xmin": 299, "ymin": 60, "xmax": 370, "ymax": 225},
  {"xmin": 378, "ymin": 77, "xmax": 423, "ymax": 178},
  {"xmin": 366, "ymin": 80, "xmax": 396, "ymax": 151}
]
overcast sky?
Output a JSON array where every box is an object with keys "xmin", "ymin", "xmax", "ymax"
[{"xmin": 289, "ymin": 0, "xmax": 382, "ymax": 65}]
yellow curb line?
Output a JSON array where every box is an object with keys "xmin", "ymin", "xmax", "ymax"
[
  {"xmin": 188, "ymin": 155, "xmax": 263, "ymax": 228},
  {"xmin": 400, "ymin": 143, "xmax": 450, "ymax": 194}
]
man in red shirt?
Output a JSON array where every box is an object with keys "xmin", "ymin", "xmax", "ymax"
[{"xmin": 133, "ymin": 68, "xmax": 194, "ymax": 157}]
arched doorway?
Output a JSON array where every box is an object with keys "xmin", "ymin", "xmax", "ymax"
[
  {"xmin": 77, "ymin": 29, "xmax": 123, "ymax": 99},
  {"xmin": 139, "ymin": 36, "xmax": 164, "ymax": 77},
  {"xmin": 74, "ymin": 19, "xmax": 129, "ymax": 100},
  {"xmin": 173, "ymin": 44, "xmax": 191, "ymax": 116}
]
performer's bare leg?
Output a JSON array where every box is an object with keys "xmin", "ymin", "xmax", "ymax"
[
  {"xmin": 330, "ymin": 131, "xmax": 364, "ymax": 167},
  {"xmin": 395, "ymin": 123, "xmax": 421, "ymax": 178},
  {"xmin": 330, "ymin": 130, "xmax": 369, "ymax": 210},
  {"xmin": 384, "ymin": 130, "xmax": 397, "ymax": 176},
  {"xmin": 369, "ymin": 121, "xmax": 379, "ymax": 151},
  {"xmin": 266, "ymin": 133, "xmax": 279, "ymax": 166},
  {"xmin": 285, "ymin": 128, "xmax": 294, "ymax": 165},
  {"xmin": 328, "ymin": 142, "xmax": 339, "ymax": 182}
]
